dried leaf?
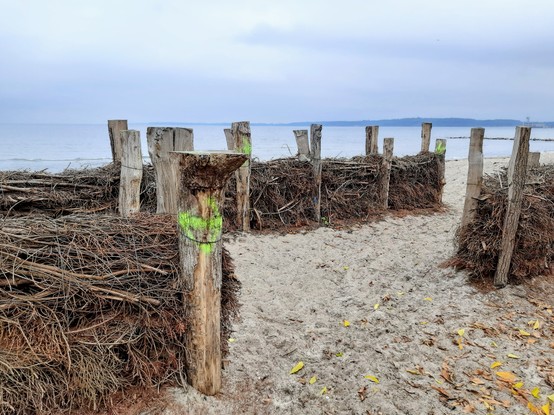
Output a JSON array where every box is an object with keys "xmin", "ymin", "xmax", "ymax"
[
  {"xmin": 320, "ymin": 386, "xmax": 327, "ymax": 395},
  {"xmin": 343, "ymin": 320, "xmax": 350, "ymax": 327},
  {"xmin": 490, "ymin": 361, "xmax": 503, "ymax": 369},
  {"xmin": 527, "ymin": 402, "xmax": 542, "ymax": 414},
  {"xmin": 542, "ymin": 402, "xmax": 550, "ymax": 415},
  {"xmin": 507, "ymin": 353, "xmax": 520, "ymax": 359},
  {"xmin": 457, "ymin": 328, "xmax": 465, "ymax": 336},
  {"xmin": 514, "ymin": 382, "xmax": 524, "ymax": 389},
  {"xmin": 424, "ymin": 297, "xmax": 433, "ymax": 301},
  {"xmin": 309, "ymin": 376, "xmax": 317, "ymax": 385},
  {"xmin": 548, "ymin": 394, "xmax": 554, "ymax": 402},
  {"xmin": 490, "ymin": 341, "xmax": 498, "ymax": 348},
  {"xmin": 531, "ymin": 387, "xmax": 540, "ymax": 398},
  {"xmin": 343, "ymin": 266, "xmax": 349, "ymax": 270},
  {"xmin": 358, "ymin": 386, "xmax": 367, "ymax": 401},
  {"xmin": 364, "ymin": 375, "xmax": 379, "ymax": 383},
  {"xmin": 470, "ymin": 377, "xmax": 485, "ymax": 385},
  {"xmin": 533, "ymin": 320, "xmax": 540, "ymax": 329},
  {"xmin": 495, "ymin": 371, "xmax": 517, "ymax": 383},
  {"xmin": 290, "ymin": 361, "xmax": 304, "ymax": 374},
  {"xmin": 227, "ymin": 338, "xmax": 236, "ymax": 343},
  {"xmin": 441, "ymin": 361, "xmax": 453, "ymax": 383},
  {"xmin": 519, "ymin": 329, "xmax": 531, "ymax": 336},
  {"xmin": 430, "ymin": 385, "xmax": 451, "ymax": 398},
  {"xmin": 374, "ymin": 303, "xmax": 380, "ymax": 310}
]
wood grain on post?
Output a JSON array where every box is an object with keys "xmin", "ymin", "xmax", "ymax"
[
  {"xmin": 461, "ymin": 128, "xmax": 485, "ymax": 230},
  {"xmin": 379, "ymin": 138, "xmax": 394, "ymax": 209},
  {"xmin": 293, "ymin": 130, "xmax": 310, "ymax": 161},
  {"xmin": 108, "ymin": 119, "xmax": 128, "ymax": 163},
  {"xmin": 171, "ymin": 150, "xmax": 247, "ymax": 396},
  {"xmin": 494, "ymin": 126, "xmax": 531, "ymax": 287},
  {"xmin": 435, "ymin": 139, "xmax": 447, "ymax": 203},
  {"xmin": 224, "ymin": 128, "xmax": 234, "ymax": 150},
  {"xmin": 310, "ymin": 124, "xmax": 323, "ymax": 223},
  {"xmin": 232, "ymin": 121, "xmax": 252, "ymax": 232},
  {"xmin": 147, "ymin": 127, "xmax": 194, "ymax": 214},
  {"xmin": 421, "ymin": 122, "xmax": 432, "ymax": 152},
  {"xmin": 365, "ymin": 126, "xmax": 379, "ymax": 155},
  {"xmin": 118, "ymin": 130, "xmax": 143, "ymax": 217}
]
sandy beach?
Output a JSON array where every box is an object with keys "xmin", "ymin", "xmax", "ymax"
[{"xmin": 159, "ymin": 154, "xmax": 554, "ymax": 415}]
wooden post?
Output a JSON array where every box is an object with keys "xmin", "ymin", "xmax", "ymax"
[
  {"xmin": 379, "ymin": 138, "xmax": 394, "ymax": 209},
  {"xmin": 108, "ymin": 119, "xmax": 128, "ymax": 163},
  {"xmin": 147, "ymin": 127, "xmax": 194, "ymax": 214},
  {"xmin": 527, "ymin": 152, "xmax": 540, "ymax": 168},
  {"xmin": 421, "ymin": 122, "xmax": 432, "ymax": 152},
  {"xmin": 365, "ymin": 126, "xmax": 379, "ymax": 155},
  {"xmin": 171, "ymin": 150, "xmax": 247, "ymax": 396},
  {"xmin": 293, "ymin": 130, "xmax": 310, "ymax": 161},
  {"xmin": 310, "ymin": 124, "xmax": 322, "ymax": 223},
  {"xmin": 461, "ymin": 128, "xmax": 485, "ymax": 229},
  {"xmin": 232, "ymin": 121, "xmax": 252, "ymax": 232},
  {"xmin": 224, "ymin": 128, "xmax": 234, "ymax": 150},
  {"xmin": 118, "ymin": 130, "xmax": 143, "ymax": 217},
  {"xmin": 435, "ymin": 139, "xmax": 447, "ymax": 203},
  {"xmin": 494, "ymin": 126, "xmax": 531, "ymax": 287}
]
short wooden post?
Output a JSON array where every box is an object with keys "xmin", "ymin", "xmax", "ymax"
[
  {"xmin": 232, "ymin": 121, "xmax": 252, "ymax": 232},
  {"xmin": 293, "ymin": 130, "xmax": 310, "ymax": 161},
  {"xmin": 108, "ymin": 119, "xmax": 128, "ymax": 163},
  {"xmin": 171, "ymin": 150, "xmax": 247, "ymax": 396},
  {"xmin": 527, "ymin": 152, "xmax": 540, "ymax": 168},
  {"xmin": 365, "ymin": 126, "xmax": 379, "ymax": 155},
  {"xmin": 224, "ymin": 128, "xmax": 234, "ymax": 150},
  {"xmin": 310, "ymin": 124, "xmax": 323, "ymax": 223},
  {"xmin": 494, "ymin": 126, "xmax": 531, "ymax": 287},
  {"xmin": 421, "ymin": 122, "xmax": 432, "ymax": 152},
  {"xmin": 461, "ymin": 128, "xmax": 485, "ymax": 229},
  {"xmin": 147, "ymin": 127, "xmax": 194, "ymax": 214},
  {"xmin": 435, "ymin": 139, "xmax": 447, "ymax": 203},
  {"xmin": 118, "ymin": 130, "xmax": 143, "ymax": 217},
  {"xmin": 379, "ymin": 138, "xmax": 394, "ymax": 209}
]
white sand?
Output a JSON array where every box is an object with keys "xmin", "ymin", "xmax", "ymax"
[{"xmin": 166, "ymin": 154, "xmax": 554, "ymax": 415}]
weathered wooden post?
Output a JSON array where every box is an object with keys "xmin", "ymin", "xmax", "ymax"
[
  {"xmin": 365, "ymin": 126, "xmax": 379, "ymax": 155},
  {"xmin": 461, "ymin": 128, "xmax": 484, "ymax": 229},
  {"xmin": 494, "ymin": 126, "xmax": 531, "ymax": 287},
  {"xmin": 147, "ymin": 127, "xmax": 194, "ymax": 214},
  {"xmin": 232, "ymin": 121, "xmax": 252, "ymax": 232},
  {"xmin": 108, "ymin": 119, "xmax": 128, "ymax": 163},
  {"xmin": 379, "ymin": 138, "xmax": 394, "ymax": 209},
  {"xmin": 310, "ymin": 124, "xmax": 323, "ymax": 223},
  {"xmin": 421, "ymin": 122, "xmax": 432, "ymax": 152},
  {"xmin": 435, "ymin": 138, "xmax": 447, "ymax": 203},
  {"xmin": 171, "ymin": 150, "xmax": 247, "ymax": 396},
  {"xmin": 224, "ymin": 128, "xmax": 234, "ymax": 150},
  {"xmin": 293, "ymin": 130, "xmax": 310, "ymax": 161},
  {"xmin": 118, "ymin": 130, "xmax": 143, "ymax": 217},
  {"xmin": 527, "ymin": 152, "xmax": 540, "ymax": 168}
]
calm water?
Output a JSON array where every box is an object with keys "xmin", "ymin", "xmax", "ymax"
[{"xmin": 1, "ymin": 124, "xmax": 553, "ymax": 172}]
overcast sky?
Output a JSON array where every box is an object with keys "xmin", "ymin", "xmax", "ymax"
[{"xmin": 0, "ymin": 0, "xmax": 553, "ymax": 123}]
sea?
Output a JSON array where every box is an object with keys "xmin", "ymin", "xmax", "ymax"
[{"xmin": 1, "ymin": 124, "xmax": 553, "ymax": 173}]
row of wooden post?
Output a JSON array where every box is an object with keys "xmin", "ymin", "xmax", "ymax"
[
  {"xmin": 460, "ymin": 126, "xmax": 540, "ymax": 287},
  {"xmin": 107, "ymin": 119, "xmax": 444, "ymax": 396}
]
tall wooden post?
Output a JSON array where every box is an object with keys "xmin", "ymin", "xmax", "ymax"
[
  {"xmin": 118, "ymin": 130, "xmax": 143, "ymax": 217},
  {"xmin": 108, "ymin": 119, "xmax": 128, "ymax": 163},
  {"xmin": 494, "ymin": 126, "xmax": 531, "ymax": 287},
  {"xmin": 421, "ymin": 122, "xmax": 432, "ymax": 152},
  {"xmin": 232, "ymin": 121, "xmax": 252, "ymax": 232},
  {"xmin": 365, "ymin": 126, "xmax": 379, "ymax": 155},
  {"xmin": 293, "ymin": 130, "xmax": 310, "ymax": 161},
  {"xmin": 310, "ymin": 124, "xmax": 323, "ymax": 223},
  {"xmin": 379, "ymin": 138, "xmax": 394, "ymax": 210},
  {"xmin": 461, "ymin": 128, "xmax": 484, "ymax": 229},
  {"xmin": 435, "ymin": 139, "xmax": 447, "ymax": 203},
  {"xmin": 224, "ymin": 128, "xmax": 234, "ymax": 150},
  {"xmin": 171, "ymin": 150, "xmax": 247, "ymax": 396},
  {"xmin": 147, "ymin": 127, "xmax": 194, "ymax": 214}
]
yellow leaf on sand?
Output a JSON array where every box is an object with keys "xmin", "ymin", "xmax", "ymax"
[
  {"xmin": 320, "ymin": 386, "xmax": 327, "ymax": 395},
  {"xmin": 343, "ymin": 320, "xmax": 350, "ymax": 327},
  {"xmin": 542, "ymin": 402, "xmax": 550, "ymax": 415},
  {"xmin": 490, "ymin": 341, "xmax": 498, "ymax": 348},
  {"xmin": 519, "ymin": 329, "xmax": 531, "ymax": 336},
  {"xmin": 495, "ymin": 371, "xmax": 517, "ymax": 383},
  {"xmin": 533, "ymin": 320, "xmax": 540, "ymax": 329},
  {"xmin": 424, "ymin": 297, "xmax": 433, "ymax": 301},
  {"xmin": 374, "ymin": 303, "xmax": 380, "ymax": 310},
  {"xmin": 548, "ymin": 394, "xmax": 554, "ymax": 402},
  {"xmin": 507, "ymin": 353, "xmax": 520, "ymax": 359},
  {"xmin": 335, "ymin": 352, "xmax": 343, "ymax": 357},
  {"xmin": 406, "ymin": 369, "xmax": 421, "ymax": 375},
  {"xmin": 457, "ymin": 329, "xmax": 465, "ymax": 337},
  {"xmin": 531, "ymin": 387, "xmax": 540, "ymax": 398},
  {"xmin": 514, "ymin": 382, "xmax": 524, "ymax": 389},
  {"xmin": 364, "ymin": 375, "xmax": 379, "ymax": 383},
  {"xmin": 290, "ymin": 361, "xmax": 304, "ymax": 374},
  {"xmin": 309, "ymin": 376, "xmax": 317, "ymax": 384},
  {"xmin": 490, "ymin": 361, "xmax": 503, "ymax": 369},
  {"xmin": 227, "ymin": 338, "xmax": 236, "ymax": 343},
  {"xmin": 343, "ymin": 266, "xmax": 349, "ymax": 271}
]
